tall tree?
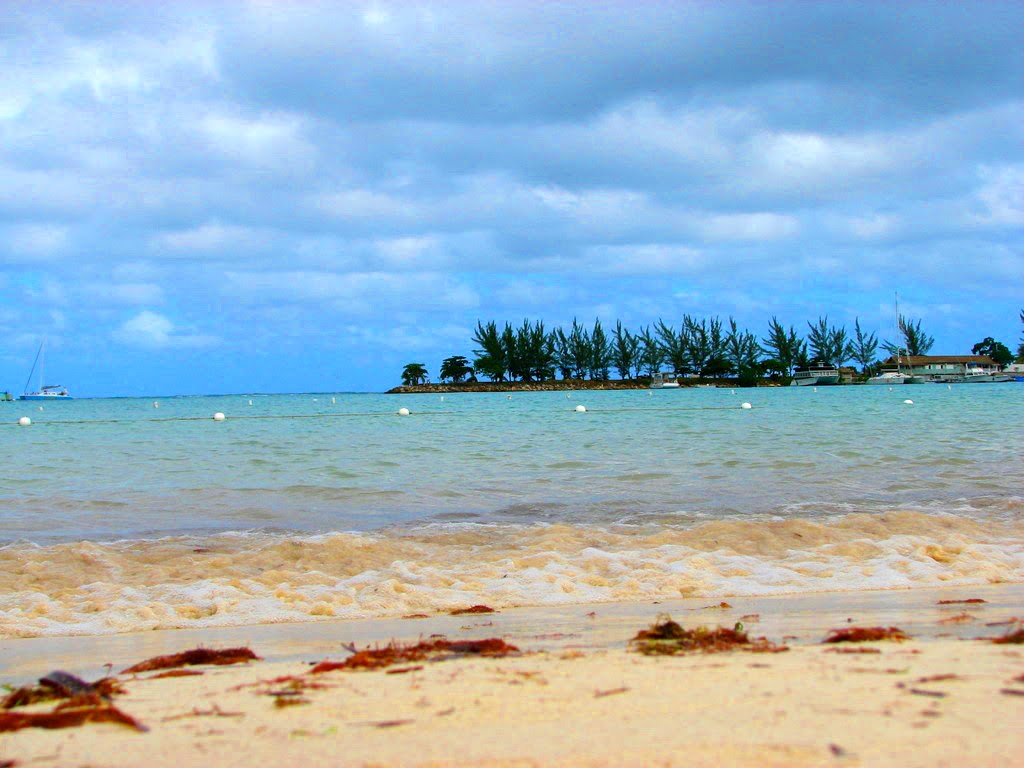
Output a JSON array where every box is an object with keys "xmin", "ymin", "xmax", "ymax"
[
  {"xmin": 552, "ymin": 327, "xmax": 573, "ymax": 379},
  {"xmin": 882, "ymin": 315, "xmax": 934, "ymax": 358},
  {"xmin": 439, "ymin": 355, "xmax": 474, "ymax": 383},
  {"xmin": 472, "ymin": 321, "xmax": 507, "ymax": 381},
  {"xmin": 400, "ymin": 363, "xmax": 428, "ymax": 386},
  {"xmin": 637, "ymin": 325, "xmax": 664, "ymax": 376},
  {"xmin": 971, "ymin": 337, "xmax": 1013, "ymax": 367},
  {"xmin": 725, "ymin": 318, "xmax": 761, "ymax": 385},
  {"xmin": 567, "ymin": 318, "xmax": 592, "ymax": 379},
  {"xmin": 850, "ymin": 318, "xmax": 878, "ymax": 373},
  {"xmin": 682, "ymin": 315, "xmax": 710, "ymax": 375},
  {"xmin": 611, "ymin": 321, "xmax": 640, "ymax": 380},
  {"xmin": 703, "ymin": 317, "xmax": 731, "ymax": 377},
  {"xmin": 655, "ymin": 320, "xmax": 691, "ymax": 377},
  {"xmin": 761, "ymin": 317, "xmax": 801, "ymax": 377},
  {"xmin": 589, "ymin": 319, "xmax": 612, "ymax": 380}
]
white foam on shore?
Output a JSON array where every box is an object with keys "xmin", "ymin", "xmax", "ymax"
[{"xmin": 2, "ymin": 509, "xmax": 1023, "ymax": 638}]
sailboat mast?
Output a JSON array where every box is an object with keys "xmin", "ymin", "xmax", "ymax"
[{"xmin": 22, "ymin": 342, "xmax": 43, "ymax": 395}]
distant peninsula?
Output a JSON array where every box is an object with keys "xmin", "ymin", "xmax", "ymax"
[{"xmin": 385, "ymin": 378, "xmax": 758, "ymax": 394}]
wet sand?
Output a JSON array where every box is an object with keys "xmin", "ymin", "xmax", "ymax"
[{"xmin": 1, "ymin": 584, "xmax": 1022, "ymax": 767}]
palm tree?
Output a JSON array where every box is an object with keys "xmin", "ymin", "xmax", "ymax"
[{"xmin": 400, "ymin": 363, "xmax": 428, "ymax": 386}]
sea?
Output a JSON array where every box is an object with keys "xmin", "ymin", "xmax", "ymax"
[{"xmin": 1, "ymin": 384, "xmax": 1022, "ymax": 639}]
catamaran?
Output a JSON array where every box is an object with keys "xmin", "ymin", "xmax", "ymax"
[{"xmin": 18, "ymin": 342, "xmax": 72, "ymax": 400}]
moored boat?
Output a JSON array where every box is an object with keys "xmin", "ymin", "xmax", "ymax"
[
  {"xmin": 18, "ymin": 342, "xmax": 73, "ymax": 400},
  {"xmin": 790, "ymin": 364, "xmax": 840, "ymax": 386}
]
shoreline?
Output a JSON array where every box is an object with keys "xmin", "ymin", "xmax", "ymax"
[
  {"xmin": 384, "ymin": 378, "xmax": 781, "ymax": 394},
  {"xmin": 1, "ymin": 583, "xmax": 1022, "ymax": 766}
]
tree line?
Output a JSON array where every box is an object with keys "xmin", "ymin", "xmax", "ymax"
[
  {"xmin": 399, "ymin": 311, "xmax": 1017, "ymax": 386},
  {"xmin": 401, "ymin": 310, "xmax": 1024, "ymax": 386}
]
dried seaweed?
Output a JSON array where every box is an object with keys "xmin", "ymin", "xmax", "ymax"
[
  {"xmin": 449, "ymin": 605, "xmax": 495, "ymax": 615},
  {"xmin": 992, "ymin": 629, "xmax": 1024, "ymax": 645},
  {"xmin": 823, "ymin": 627, "xmax": 909, "ymax": 643},
  {"xmin": 824, "ymin": 647, "xmax": 882, "ymax": 654},
  {"xmin": 630, "ymin": 616, "xmax": 787, "ymax": 655},
  {"xmin": 938, "ymin": 613, "xmax": 976, "ymax": 625},
  {"xmin": 0, "ymin": 701, "xmax": 146, "ymax": 733},
  {"xmin": 312, "ymin": 637, "xmax": 519, "ymax": 672},
  {"xmin": 936, "ymin": 598, "xmax": 986, "ymax": 605},
  {"xmin": 2, "ymin": 672, "xmax": 123, "ymax": 710},
  {"xmin": 122, "ymin": 647, "xmax": 261, "ymax": 674}
]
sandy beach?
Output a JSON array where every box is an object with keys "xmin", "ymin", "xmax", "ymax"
[{"xmin": 2, "ymin": 583, "xmax": 1022, "ymax": 767}]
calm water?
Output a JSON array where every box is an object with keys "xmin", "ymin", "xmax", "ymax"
[{"xmin": 1, "ymin": 385, "xmax": 1022, "ymax": 637}]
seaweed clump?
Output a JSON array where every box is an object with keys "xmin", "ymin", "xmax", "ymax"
[
  {"xmin": 630, "ymin": 616, "xmax": 787, "ymax": 656},
  {"xmin": 992, "ymin": 628, "xmax": 1024, "ymax": 645},
  {"xmin": 312, "ymin": 637, "xmax": 519, "ymax": 672},
  {"xmin": 122, "ymin": 647, "xmax": 261, "ymax": 674},
  {"xmin": 823, "ymin": 627, "xmax": 909, "ymax": 643},
  {"xmin": 0, "ymin": 671, "xmax": 144, "ymax": 734}
]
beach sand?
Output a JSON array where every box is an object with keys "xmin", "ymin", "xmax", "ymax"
[{"xmin": 2, "ymin": 584, "xmax": 1022, "ymax": 767}]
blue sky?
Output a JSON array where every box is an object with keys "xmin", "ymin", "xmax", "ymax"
[{"xmin": 1, "ymin": 1, "xmax": 1021, "ymax": 396}]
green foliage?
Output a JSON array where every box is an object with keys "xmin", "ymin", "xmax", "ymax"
[
  {"xmin": 882, "ymin": 315, "xmax": 934, "ymax": 358},
  {"xmin": 760, "ymin": 317, "xmax": 803, "ymax": 376},
  {"xmin": 971, "ymin": 337, "xmax": 1013, "ymax": 367},
  {"xmin": 725, "ymin": 317, "xmax": 760, "ymax": 383},
  {"xmin": 851, "ymin": 318, "xmax": 878, "ymax": 373},
  {"xmin": 439, "ymin": 355, "xmax": 474, "ymax": 383},
  {"xmin": 807, "ymin": 316, "xmax": 852, "ymax": 369},
  {"xmin": 472, "ymin": 321, "xmax": 507, "ymax": 381},
  {"xmin": 589, "ymin": 319, "xmax": 611, "ymax": 380},
  {"xmin": 637, "ymin": 325, "xmax": 664, "ymax": 376},
  {"xmin": 400, "ymin": 363, "xmax": 428, "ymax": 386},
  {"xmin": 611, "ymin": 321, "xmax": 640, "ymax": 380}
]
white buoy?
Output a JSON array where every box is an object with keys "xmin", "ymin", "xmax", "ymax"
[
  {"xmin": 398, "ymin": 407, "xmax": 411, "ymax": 416},
  {"xmin": 741, "ymin": 402, "xmax": 752, "ymax": 410},
  {"xmin": 813, "ymin": 387, "xmax": 818, "ymax": 392},
  {"xmin": 507, "ymin": 395, "xmax": 512, "ymax": 400},
  {"xmin": 947, "ymin": 385, "xmax": 951, "ymax": 391},
  {"xmin": 730, "ymin": 390, "xmax": 735, "ymax": 395},
  {"xmin": 38, "ymin": 406, "xmax": 43, "ymax": 411},
  {"xmin": 18, "ymin": 416, "xmax": 31, "ymax": 426},
  {"xmin": 213, "ymin": 412, "xmax": 226, "ymax": 421},
  {"xmin": 440, "ymin": 396, "xmax": 444, "ymax": 402},
  {"xmin": 903, "ymin": 399, "xmax": 914, "ymax": 405},
  {"xmin": 575, "ymin": 405, "xmax": 587, "ymax": 413},
  {"xmin": 153, "ymin": 401, "xmax": 159, "ymax": 408},
  {"xmin": 331, "ymin": 397, "xmax": 336, "ymax": 404},
  {"xmin": 248, "ymin": 399, "xmax": 253, "ymax": 406}
]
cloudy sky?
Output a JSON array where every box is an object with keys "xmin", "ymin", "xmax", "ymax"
[{"xmin": 1, "ymin": 1, "xmax": 1022, "ymax": 395}]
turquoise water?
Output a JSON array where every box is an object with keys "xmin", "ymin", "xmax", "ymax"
[{"xmin": 1, "ymin": 385, "xmax": 1022, "ymax": 637}]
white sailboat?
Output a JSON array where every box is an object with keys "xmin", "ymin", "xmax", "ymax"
[{"xmin": 18, "ymin": 341, "xmax": 72, "ymax": 400}]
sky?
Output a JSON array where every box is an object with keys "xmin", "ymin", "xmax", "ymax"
[{"xmin": 1, "ymin": 1, "xmax": 1022, "ymax": 396}]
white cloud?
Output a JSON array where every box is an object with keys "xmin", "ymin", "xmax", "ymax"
[
  {"xmin": 971, "ymin": 164, "xmax": 1024, "ymax": 226},
  {"xmin": 698, "ymin": 212, "xmax": 800, "ymax": 242},
  {"xmin": 84, "ymin": 282, "xmax": 164, "ymax": 305},
  {"xmin": 198, "ymin": 112, "xmax": 315, "ymax": 173},
  {"xmin": 151, "ymin": 223, "xmax": 262, "ymax": 254},
  {"xmin": 112, "ymin": 310, "xmax": 217, "ymax": 349},
  {"xmin": 8, "ymin": 224, "xmax": 69, "ymax": 257}
]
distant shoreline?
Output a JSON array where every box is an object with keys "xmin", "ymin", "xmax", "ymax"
[{"xmin": 385, "ymin": 378, "xmax": 780, "ymax": 394}]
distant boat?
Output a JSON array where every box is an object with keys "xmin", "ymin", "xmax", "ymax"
[
  {"xmin": 18, "ymin": 342, "xmax": 72, "ymax": 400},
  {"xmin": 866, "ymin": 370, "xmax": 908, "ymax": 385},
  {"xmin": 649, "ymin": 373, "xmax": 681, "ymax": 389},
  {"xmin": 790, "ymin": 364, "xmax": 840, "ymax": 386}
]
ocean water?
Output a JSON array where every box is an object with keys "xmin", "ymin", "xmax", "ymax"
[{"xmin": 1, "ymin": 385, "xmax": 1022, "ymax": 638}]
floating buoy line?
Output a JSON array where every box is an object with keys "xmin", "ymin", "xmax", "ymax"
[{"xmin": 7, "ymin": 401, "xmax": 764, "ymax": 427}]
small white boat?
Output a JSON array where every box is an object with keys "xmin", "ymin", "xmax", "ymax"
[
  {"xmin": 960, "ymin": 370, "xmax": 1014, "ymax": 384},
  {"xmin": 649, "ymin": 373, "xmax": 681, "ymax": 389},
  {"xmin": 866, "ymin": 371, "xmax": 907, "ymax": 385},
  {"xmin": 18, "ymin": 342, "xmax": 72, "ymax": 400},
  {"xmin": 790, "ymin": 364, "xmax": 840, "ymax": 386}
]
